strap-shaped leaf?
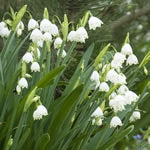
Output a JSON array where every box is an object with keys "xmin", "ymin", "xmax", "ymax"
[{"xmin": 34, "ymin": 133, "xmax": 50, "ymax": 150}]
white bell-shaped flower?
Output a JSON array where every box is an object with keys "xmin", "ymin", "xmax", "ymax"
[
  {"xmin": 126, "ymin": 54, "xmax": 138, "ymax": 66},
  {"xmin": 121, "ymin": 43, "xmax": 133, "ymax": 56},
  {"xmin": 0, "ymin": 22, "xmax": 6, "ymax": 30},
  {"xmin": 57, "ymin": 49, "xmax": 67, "ymax": 58},
  {"xmin": 129, "ymin": 111, "xmax": 141, "ymax": 122},
  {"xmin": 43, "ymin": 32, "xmax": 52, "ymax": 41},
  {"xmin": 88, "ymin": 16, "xmax": 103, "ymax": 30},
  {"xmin": 28, "ymin": 19, "xmax": 39, "ymax": 31},
  {"xmin": 31, "ymin": 62, "xmax": 40, "ymax": 72},
  {"xmin": 33, "ymin": 105, "xmax": 48, "ymax": 120},
  {"xmin": 54, "ymin": 37, "xmax": 63, "ymax": 49},
  {"xmin": 22, "ymin": 52, "xmax": 33, "ymax": 63},
  {"xmin": 106, "ymin": 69, "xmax": 118, "ymax": 84},
  {"xmin": 40, "ymin": 19, "xmax": 52, "ymax": 32},
  {"xmin": 90, "ymin": 71, "xmax": 100, "ymax": 82},
  {"xmin": 16, "ymin": 21, "xmax": 24, "ymax": 30},
  {"xmin": 0, "ymin": 27, "xmax": 10, "ymax": 38},
  {"xmin": 113, "ymin": 52, "xmax": 126, "ymax": 64},
  {"xmin": 91, "ymin": 107, "xmax": 103, "ymax": 118},
  {"xmin": 109, "ymin": 95, "xmax": 126, "ymax": 112},
  {"xmin": 18, "ymin": 77, "xmax": 28, "ymax": 89},
  {"xmin": 110, "ymin": 116, "xmax": 123, "ymax": 128},
  {"xmin": 124, "ymin": 90, "xmax": 139, "ymax": 105},
  {"xmin": 17, "ymin": 29, "xmax": 22, "ymax": 36},
  {"xmin": 67, "ymin": 31, "xmax": 77, "ymax": 42},
  {"xmin": 118, "ymin": 85, "xmax": 129, "ymax": 95},
  {"xmin": 30, "ymin": 28, "xmax": 43, "ymax": 43},
  {"xmin": 99, "ymin": 82, "xmax": 109, "ymax": 92},
  {"xmin": 16, "ymin": 85, "xmax": 21, "ymax": 94},
  {"xmin": 49, "ymin": 24, "xmax": 59, "ymax": 36},
  {"xmin": 76, "ymin": 27, "xmax": 88, "ymax": 43}
]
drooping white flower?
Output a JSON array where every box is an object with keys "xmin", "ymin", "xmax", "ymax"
[
  {"xmin": 117, "ymin": 73, "xmax": 127, "ymax": 85},
  {"xmin": 30, "ymin": 28, "xmax": 43, "ymax": 43},
  {"xmin": 92, "ymin": 118, "xmax": 103, "ymax": 126},
  {"xmin": 109, "ymin": 95, "xmax": 126, "ymax": 112},
  {"xmin": 33, "ymin": 105, "xmax": 48, "ymax": 120},
  {"xmin": 0, "ymin": 22, "xmax": 6, "ymax": 30},
  {"xmin": 28, "ymin": 19, "xmax": 39, "ymax": 31},
  {"xmin": 111, "ymin": 60, "xmax": 122, "ymax": 70},
  {"xmin": 0, "ymin": 27, "xmax": 10, "ymax": 38},
  {"xmin": 124, "ymin": 91, "xmax": 139, "ymax": 105},
  {"xmin": 106, "ymin": 69, "xmax": 118, "ymax": 84},
  {"xmin": 57, "ymin": 49, "xmax": 67, "ymax": 58},
  {"xmin": 31, "ymin": 62, "xmax": 40, "ymax": 72},
  {"xmin": 16, "ymin": 21, "xmax": 24, "ymax": 30},
  {"xmin": 90, "ymin": 71, "xmax": 100, "ymax": 82},
  {"xmin": 113, "ymin": 52, "xmax": 126, "ymax": 64},
  {"xmin": 76, "ymin": 27, "xmax": 88, "ymax": 43},
  {"xmin": 22, "ymin": 52, "xmax": 33, "ymax": 63},
  {"xmin": 88, "ymin": 16, "xmax": 103, "ymax": 30},
  {"xmin": 43, "ymin": 32, "xmax": 52, "ymax": 41},
  {"xmin": 110, "ymin": 116, "xmax": 123, "ymax": 128},
  {"xmin": 99, "ymin": 82, "xmax": 109, "ymax": 92},
  {"xmin": 54, "ymin": 37, "xmax": 63, "ymax": 49},
  {"xmin": 109, "ymin": 92, "xmax": 117, "ymax": 100},
  {"xmin": 91, "ymin": 107, "xmax": 103, "ymax": 118},
  {"xmin": 40, "ymin": 19, "xmax": 52, "ymax": 32},
  {"xmin": 18, "ymin": 77, "xmax": 28, "ymax": 89},
  {"xmin": 17, "ymin": 29, "xmax": 22, "ymax": 36},
  {"xmin": 67, "ymin": 31, "xmax": 77, "ymax": 42},
  {"xmin": 121, "ymin": 43, "xmax": 133, "ymax": 56},
  {"xmin": 126, "ymin": 54, "xmax": 138, "ymax": 66},
  {"xmin": 16, "ymin": 85, "xmax": 21, "ymax": 94},
  {"xmin": 118, "ymin": 85, "xmax": 129, "ymax": 95},
  {"xmin": 49, "ymin": 24, "xmax": 59, "ymax": 36},
  {"xmin": 129, "ymin": 111, "xmax": 141, "ymax": 122}
]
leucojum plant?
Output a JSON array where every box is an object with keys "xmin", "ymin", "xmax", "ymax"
[{"xmin": 0, "ymin": 5, "xmax": 150, "ymax": 150}]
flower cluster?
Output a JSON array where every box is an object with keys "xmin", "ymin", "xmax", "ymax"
[{"xmin": 90, "ymin": 43, "xmax": 141, "ymax": 128}]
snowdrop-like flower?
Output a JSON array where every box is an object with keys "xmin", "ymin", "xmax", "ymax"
[
  {"xmin": 40, "ymin": 19, "xmax": 52, "ymax": 32},
  {"xmin": 90, "ymin": 71, "xmax": 100, "ymax": 82},
  {"xmin": 126, "ymin": 54, "xmax": 138, "ymax": 66},
  {"xmin": 88, "ymin": 16, "xmax": 103, "ymax": 30},
  {"xmin": 33, "ymin": 105, "xmax": 48, "ymax": 120},
  {"xmin": 99, "ymin": 82, "xmax": 109, "ymax": 92},
  {"xmin": 109, "ymin": 95, "xmax": 126, "ymax": 112},
  {"xmin": 124, "ymin": 91, "xmax": 139, "ymax": 105},
  {"xmin": 111, "ymin": 60, "xmax": 122, "ymax": 70},
  {"xmin": 31, "ymin": 62, "xmax": 40, "ymax": 72},
  {"xmin": 18, "ymin": 77, "xmax": 28, "ymax": 89},
  {"xmin": 16, "ymin": 21, "xmax": 24, "ymax": 30},
  {"xmin": 43, "ymin": 32, "xmax": 52, "ymax": 41},
  {"xmin": 91, "ymin": 107, "xmax": 103, "ymax": 118},
  {"xmin": 113, "ymin": 52, "xmax": 126, "ymax": 64},
  {"xmin": 117, "ymin": 74, "xmax": 127, "ymax": 85},
  {"xmin": 17, "ymin": 29, "xmax": 22, "ymax": 36},
  {"xmin": 106, "ymin": 69, "xmax": 118, "ymax": 84},
  {"xmin": 57, "ymin": 49, "xmax": 67, "ymax": 58},
  {"xmin": 49, "ymin": 24, "xmax": 59, "ymax": 36},
  {"xmin": 54, "ymin": 37, "xmax": 63, "ymax": 49},
  {"xmin": 0, "ymin": 22, "xmax": 6, "ymax": 30},
  {"xmin": 121, "ymin": 43, "xmax": 133, "ymax": 56},
  {"xmin": 30, "ymin": 28, "xmax": 43, "ymax": 43},
  {"xmin": 118, "ymin": 85, "xmax": 128, "ymax": 95},
  {"xmin": 109, "ymin": 92, "xmax": 117, "ymax": 100},
  {"xmin": 0, "ymin": 27, "xmax": 10, "ymax": 38},
  {"xmin": 28, "ymin": 19, "xmax": 39, "ymax": 31},
  {"xmin": 22, "ymin": 52, "xmax": 33, "ymax": 63},
  {"xmin": 67, "ymin": 31, "xmax": 77, "ymax": 42},
  {"xmin": 76, "ymin": 27, "xmax": 88, "ymax": 43},
  {"xmin": 110, "ymin": 116, "xmax": 122, "ymax": 128},
  {"xmin": 16, "ymin": 85, "xmax": 21, "ymax": 94},
  {"xmin": 129, "ymin": 111, "xmax": 141, "ymax": 122},
  {"xmin": 92, "ymin": 118, "xmax": 103, "ymax": 126}
]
